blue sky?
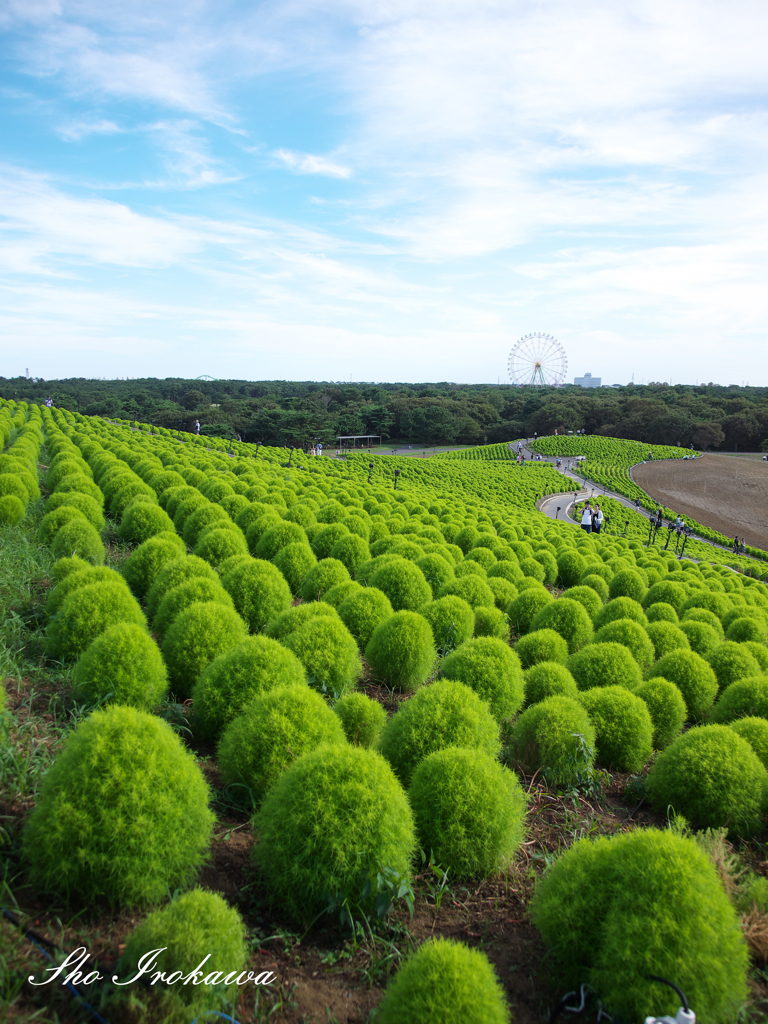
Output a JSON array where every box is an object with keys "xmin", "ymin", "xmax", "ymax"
[{"xmin": 1, "ymin": 0, "xmax": 767, "ymax": 385}]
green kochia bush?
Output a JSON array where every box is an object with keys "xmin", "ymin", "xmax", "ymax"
[
  {"xmin": 593, "ymin": 597, "xmax": 647, "ymax": 629},
  {"xmin": 46, "ymin": 565, "xmax": 122, "ymax": 616},
  {"xmin": 193, "ymin": 526, "xmax": 249, "ymax": 568},
  {"xmin": 369, "ymin": 558, "xmax": 432, "ymax": 612},
  {"xmin": 409, "ymin": 748, "xmax": 526, "ymax": 880},
  {"xmin": 530, "ymin": 599, "xmax": 594, "ymax": 655},
  {"xmin": 706, "ymin": 642, "xmax": 762, "ymax": 693},
  {"xmin": 514, "ymin": 628, "xmax": 568, "ymax": 668},
  {"xmin": 376, "ymin": 937, "xmax": 509, "ymax": 1024},
  {"xmin": 507, "ymin": 587, "xmax": 553, "ymax": 634},
  {"xmin": 508, "ymin": 696, "xmax": 595, "ymax": 787},
  {"xmin": 647, "ymin": 650, "xmax": 718, "ymax": 719},
  {"xmin": 45, "ymin": 491, "xmax": 105, "ymax": 533},
  {"xmin": 645, "ymin": 620, "xmax": 690, "ymax": 660},
  {"xmin": 680, "ymin": 619, "xmax": 720, "ymax": 656},
  {"xmin": 337, "ymin": 588, "xmax": 394, "ymax": 649},
  {"xmin": 50, "ymin": 518, "xmax": 105, "ymax": 564},
  {"xmin": 120, "ymin": 889, "xmax": 247, "ymax": 1012},
  {"xmin": 333, "ymin": 692, "xmax": 387, "ymax": 748},
  {"xmin": 440, "ymin": 637, "xmax": 524, "ymax": 721},
  {"xmin": 23, "ymin": 706, "xmax": 214, "ymax": 906},
  {"xmin": 47, "ymin": 581, "xmax": 146, "ymax": 660},
  {"xmin": 265, "ymin": 601, "xmax": 339, "ymax": 641},
  {"xmin": 729, "ymin": 717, "xmax": 768, "ymax": 771},
  {"xmin": 419, "ymin": 595, "xmax": 475, "ymax": 653},
  {"xmin": 191, "ymin": 636, "xmax": 306, "ymax": 743},
  {"xmin": 709, "ymin": 676, "xmax": 768, "ymax": 723},
  {"xmin": 378, "ymin": 679, "xmax": 500, "ymax": 787},
  {"xmin": 218, "ymin": 685, "xmax": 347, "ymax": 804},
  {"xmin": 633, "ymin": 678, "xmax": 687, "ymax": 749},
  {"xmin": 222, "ymin": 560, "xmax": 292, "ymax": 633},
  {"xmin": 145, "ymin": 556, "xmax": 218, "ymax": 621},
  {"xmin": 162, "ymin": 602, "xmax": 248, "ymax": 699},
  {"xmin": 298, "ymin": 558, "xmax": 351, "ymax": 601},
  {"xmin": 556, "ymin": 550, "xmax": 586, "ymax": 589},
  {"xmin": 531, "ymin": 829, "xmax": 748, "ymax": 1023},
  {"xmin": 727, "ymin": 616, "xmax": 768, "ymax": 644},
  {"xmin": 282, "ymin": 617, "xmax": 362, "ymax": 696},
  {"xmin": 523, "ymin": 662, "xmax": 578, "ymax": 706},
  {"xmin": 645, "ymin": 725, "xmax": 768, "ymax": 837},
  {"xmin": 122, "ymin": 533, "xmax": 187, "ymax": 598},
  {"xmin": 681, "ymin": 606, "xmax": 725, "ymax": 639},
  {"xmin": 117, "ymin": 502, "xmax": 175, "ymax": 544},
  {"xmin": 253, "ymin": 744, "xmax": 416, "ymax": 922},
  {"xmin": 153, "ymin": 577, "xmax": 235, "ymax": 637},
  {"xmin": 566, "ymin": 642, "xmax": 643, "ymax": 691},
  {"xmin": 745, "ymin": 642, "xmax": 768, "ymax": 673},
  {"xmin": 365, "ymin": 611, "xmax": 436, "ymax": 692},
  {"xmin": 73, "ymin": 623, "xmax": 168, "ymax": 710},
  {"xmin": 643, "ymin": 579, "xmax": 687, "ymax": 612},
  {"xmin": 559, "ymin": 585, "xmax": 603, "ymax": 620},
  {"xmin": 415, "ymin": 552, "xmax": 455, "ymax": 598},
  {"xmin": 608, "ymin": 569, "xmax": 647, "ymax": 603},
  {"xmin": 593, "ymin": 619, "xmax": 655, "ymax": 672},
  {"xmin": 645, "ymin": 602, "xmax": 679, "ymax": 625},
  {"xmin": 577, "ymin": 686, "xmax": 653, "ymax": 772},
  {"xmin": 271, "ymin": 542, "xmax": 317, "ymax": 595},
  {"xmin": 0, "ymin": 494, "xmax": 25, "ymax": 527},
  {"xmin": 437, "ymin": 574, "xmax": 496, "ymax": 610}
]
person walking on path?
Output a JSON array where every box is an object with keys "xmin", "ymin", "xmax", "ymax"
[
  {"xmin": 733, "ymin": 536, "xmax": 739, "ymax": 554},
  {"xmin": 740, "ymin": 539, "xmax": 746, "ymax": 555},
  {"xmin": 194, "ymin": 420, "xmax": 200, "ymax": 434},
  {"xmin": 593, "ymin": 503, "xmax": 603, "ymax": 534},
  {"xmin": 580, "ymin": 503, "xmax": 593, "ymax": 533}
]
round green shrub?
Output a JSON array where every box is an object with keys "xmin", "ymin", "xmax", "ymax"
[
  {"xmin": 523, "ymin": 662, "xmax": 578, "ymax": 707},
  {"xmin": 645, "ymin": 620, "xmax": 690, "ymax": 660},
  {"xmin": 378, "ymin": 679, "xmax": 500, "ymax": 786},
  {"xmin": 23, "ymin": 705, "xmax": 214, "ymax": 906},
  {"xmin": 566, "ymin": 641, "xmax": 643, "ymax": 691},
  {"xmin": 0, "ymin": 473, "xmax": 31, "ymax": 505},
  {"xmin": 119, "ymin": 889, "xmax": 246, "ymax": 1012},
  {"xmin": 365, "ymin": 610, "xmax": 436, "ymax": 692},
  {"xmin": 322, "ymin": 579, "xmax": 363, "ymax": 607},
  {"xmin": 337, "ymin": 588, "xmax": 394, "ymax": 649},
  {"xmin": 111, "ymin": 481, "xmax": 156, "ymax": 519},
  {"xmin": 645, "ymin": 601, "xmax": 679, "ymax": 624},
  {"xmin": 530, "ymin": 599, "xmax": 594, "ymax": 655},
  {"xmin": 121, "ymin": 533, "xmax": 187, "ymax": 598},
  {"xmin": 509, "ymin": 695, "xmax": 595, "ymax": 787},
  {"xmin": 531, "ymin": 828, "xmax": 748, "ymax": 1023},
  {"xmin": 221, "ymin": 559, "xmax": 292, "ymax": 632},
  {"xmin": 312, "ymin": 522, "xmax": 350, "ymax": 559},
  {"xmin": 145, "ymin": 555, "xmax": 217, "ymax": 621},
  {"xmin": 706, "ymin": 641, "xmax": 762, "ymax": 693},
  {"xmin": 679, "ymin": 618, "xmax": 720, "ymax": 656},
  {"xmin": 593, "ymin": 618, "xmax": 655, "ymax": 671},
  {"xmin": 519, "ymin": 557, "xmax": 545, "ymax": 583},
  {"xmin": 419, "ymin": 595, "xmax": 475, "ymax": 653},
  {"xmin": 722, "ymin": 606, "xmax": 767, "ymax": 632},
  {"xmin": 647, "ymin": 649, "xmax": 719, "ymax": 719},
  {"xmin": 559, "ymin": 585, "xmax": 603, "ymax": 620},
  {"xmin": 50, "ymin": 518, "xmax": 105, "ymax": 564},
  {"xmin": 369, "ymin": 558, "xmax": 432, "ymax": 612},
  {"xmin": 577, "ymin": 686, "xmax": 653, "ymax": 772},
  {"xmin": 532, "ymin": 549, "xmax": 558, "ymax": 585},
  {"xmin": 0, "ymin": 494, "xmax": 26, "ymax": 527},
  {"xmin": 193, "ymin": 526, "xmax": 249, "ymax": 568},
  {"xmin": 330, "ymin": 533, "xmax": 370, "ymax": 575},
  {"xmin": 282, "ymin": 616, "xmax": 361, "ymax": 696},
  {"xmin": 437, "ymin": 574, "xmax": 496, "ymax": 609},
  {"xmin": 154, "ymin": 577, "xmax": 235, "ymax": 637},
  {"xmin": 728, "ymin": 717, "xmax": 768, "ymax": 771},
  {"xmin": 593, "ymin": 596, "xmax": 647, "ymax": 630},
  {"xmin": 265, "ymin": 601, "xmax": 339, "ymax": 641},
  {"xmin": 173, "ymin": 492, "xmax": 210, "ymax": 532},
  {"xmin": 46, "ymin": 565, "xmax": 123, "ymax": 616},
  {"xmin": 514, "ymin": 628, "xmax": 568, "ymax": 669},
  {"xmin": 333, "ymin": 692, "xmax": 387, "ymax": 748},
  {"xmin": 633, "ymin": 678, "xmax": 686, "ymax": 749},
  {"xmin": 376, "ymin": 937, "xmax": 508, "ymax": 1024},
  {"xmin": 681, "ymin": 590, "xmax": 732, "ymax": 621},
  {"xmin": 507, "ymin": 587, "xmax": 553, "ymax": 635},
  {"xmin": 580, "ymin": 574, "xmax": 610, "ymax": 602},
  {"xmin": 487, "ymin": 560, "xmax": 522, "ymax": 585},
  {"xmin": 162, "ymin": 601, "xmax": 248, "ymax": 698},
  {"xmin": 253, "ymin": 743, "xmax": 415, "ymax": 921},
  {"xmin": 48, "ymin": 581, "xmax": 146, "ymax": 660},
  {"xmin": 191, "ymin": 636, "xmax": 306, "ymax": 743},
  {"xmin": 645, "ymin": 724, "xmax": 768, "ymax": 836},
  {"xmin": 54, "ymin": 473, "xmax": 104, "ymax": 507},
  {"xmin": 681, "ymin": 606, "xmax": 725, "ymax": 639},
  {"xmin": 745, "ymin": 641, "xmax": 768, "ymax": 673},
  {"xmin": 473, "ymin": 605, "xmax": 509, "ymax": 640},
  {"xmin": 465, "ymin": 546, "xmax": 496, "ymax": 571},
  {"xmin": 45, "ymin": 491, "xmax": 104, "ymax": 533},
  {"xmin": 271, "ymin": 542, "xmax": 317, "ymax": 594},
  {"xmin": 255, "ymin": 520, "xmax": 308, "ymax": 561},
  {"xmin": 298, "ymin": 557, "xmax": 351, "ymax": 601},
  {"xmin": 409, "ymin": 747, "xmax": 526, "ymax": 880},
  {"xmin": 709, "ymin": 676, "xmax": 768, "ymax": 723},
  {"xmin": 415, "ymin": 553, "xmax": 455, "ymax": 598},
  {"xmin": 726, "ymin": 617, "xmax": 768, "ymax": 644},
  {"xmin": 556, "ymin": 550, "xmax": 586, "ymax": 588},
  {"xmin": 608, "ymin": 569, "xmax": 647, "ymax": 603},
  {"xmin": 73, "ymin": 623, "xmax": 168, "ymax": 710},
  {"xmin": 440, "ymin": 637, "xmax": 524, "ymax": 721},
  {"xmin": 219, "ymin": 684, "xmax": 346, "ymax": 803},
  {"xmin": 642, "ymin": 579, "xmax": 687, "ymax": 612},
  {"xmin": 486, "ymin": 576, "xmax": 518, "ymax": 611}
]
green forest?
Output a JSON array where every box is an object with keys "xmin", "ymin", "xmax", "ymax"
[{"xmin": 2, "ymin": 376, "xmax": 767, "ymax": 451}]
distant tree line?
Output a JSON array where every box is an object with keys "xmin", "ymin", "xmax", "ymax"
[{"xmin": 2, "ymin": 376, "xmax": 768, "ymax": 451}]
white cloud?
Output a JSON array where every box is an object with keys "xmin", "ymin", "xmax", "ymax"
[
  {"xmin": 273, "ymin": 149, "xmax": 352, "ymax": 178},
  {"xmin": 56, "ymin": 117, "xmax": 122, "ymax": 141}
]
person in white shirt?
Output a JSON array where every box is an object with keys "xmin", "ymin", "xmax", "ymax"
[
  {"xmin": 580, "ymin": 503, "xmax": 593, "ymax": 533},
  {"xmin": 593, "ymin": 504, "xmax": 604, "ymax": 533}
]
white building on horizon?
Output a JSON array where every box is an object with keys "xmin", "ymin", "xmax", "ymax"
[{"xmin": 574, "ymin": 372, "xmax": 601, "ymax": 388}]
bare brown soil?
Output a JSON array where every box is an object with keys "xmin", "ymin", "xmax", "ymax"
[{"xmin": 634, "ymin": 454, "xmax": 768, "ymax": 551}]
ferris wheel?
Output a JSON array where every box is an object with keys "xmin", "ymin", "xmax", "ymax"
[{"xmin": 508, "ymin": 333, "xmax": 568, "ymax": 387}]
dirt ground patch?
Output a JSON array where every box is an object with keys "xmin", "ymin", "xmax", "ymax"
[{"xmin": 634, "ymin": 454, "xmax": 768, "ymax": 551}]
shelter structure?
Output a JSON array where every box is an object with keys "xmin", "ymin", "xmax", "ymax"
[{"xmin": 336, "ymin": 434, "xmax": 382, "ymax": 453}]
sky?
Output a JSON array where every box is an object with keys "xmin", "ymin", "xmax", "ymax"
[{"xmin": 1, "ymin": 0, "xmax": 768, "ymax": 386}]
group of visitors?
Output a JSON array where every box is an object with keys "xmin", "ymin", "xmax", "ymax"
[
  {"xmin": 310, "ymin": 443, "xmax": 323, "ymax": 457},
  {"xmin": 733, "ymin": 536, "xmax": 747, "ymax": 555},
  {"xmin": 580, "ymin": 501, "xmax": 603, "ymax": 533}
]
